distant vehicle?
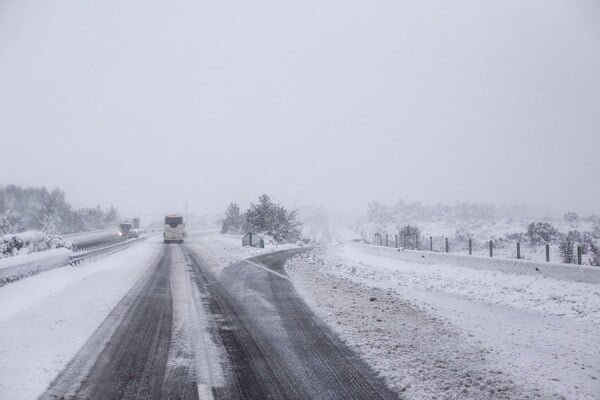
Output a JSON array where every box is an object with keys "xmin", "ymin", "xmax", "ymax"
[
  {"xmin": 127, "ymin": 228, "xmax": 144, "ymax": 239},
  {"xmin": 164, "ymin": 215, "xmax": 185, "ymax": 243},
  {"xmin": 119, "ymin": 222, "xmax": 132, "ymax": 237}
]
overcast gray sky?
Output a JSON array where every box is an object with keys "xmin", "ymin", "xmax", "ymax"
[{"xmin": 1, "ymin": 0, "xmax": 599, "ymax": 217}]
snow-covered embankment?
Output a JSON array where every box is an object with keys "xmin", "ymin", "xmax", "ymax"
[
  {"xmin": 0, "ymin": 248, "xmax": 71, "ymax": 286},
  {"xmin": 286, "ymin": 244, "xmax": 600, "ymax": 399}
]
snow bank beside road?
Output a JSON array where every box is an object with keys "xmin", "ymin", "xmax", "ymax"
[
  {"xmin": 286, "ymin": 250, "xmax": 557, "ymax": 399},
  {"xmin": 343, "ymin": 244, "xmax": 600, "ymax": 324},
  {"xmin": 286, "ymin": 245, "xmax": 600, "ymax": 399},
  {"xmin": 0, "ymin": 248, "xmax": 71, "ymax": 286},
  {"xmin": 1, "ymin": 231, "xmax": 72, "ymax": 258}
]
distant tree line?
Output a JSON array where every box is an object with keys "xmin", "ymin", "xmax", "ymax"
[
  {"xmin": 221, "ymin": 194, "xmax": 302, "ymax": 243},
  {"xmin": 0, "ymin": 184, "xmax": 119, "ymax": 235}
]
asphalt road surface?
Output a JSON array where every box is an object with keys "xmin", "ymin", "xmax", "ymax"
[{"xmin": 42, "ymin": 244, "xmax": 399, "ymax": 400}]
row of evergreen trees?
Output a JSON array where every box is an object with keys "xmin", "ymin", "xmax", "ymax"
[
  {"xmin": 221, "ymin": 194, "xmax": 302, "ymax": 243},
  {"xmin": 0, "ymin": 185, "xmax": 119, "ymax": 235}
]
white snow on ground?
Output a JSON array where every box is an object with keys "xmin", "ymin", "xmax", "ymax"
[
  {"xmin": 0, "ymin": 237, "xmax": 162, "ymax": 400},
  {"xmin": 185, "ymin": 232, "xmax": 296, "ymax": 275},
  {"xmin": 286, "ymin": 245, "xmax": 600, "ymax": 400},
  {"xmin": 0, "ymin": 247, "xmax": 71, "ymax": 273},
  {"xmin": 344, "ymin": 244, "xmax": 600, "ymax": 324},
  {"xmin": 1, "ymin": 231, "xmax": 72, "ymax": 258}
]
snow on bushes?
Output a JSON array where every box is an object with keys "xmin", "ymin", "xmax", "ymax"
[{"xmin": 0, "ymin": 231, "xmax": 73, "ymax": 258}]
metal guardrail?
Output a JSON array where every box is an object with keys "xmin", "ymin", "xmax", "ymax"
[{"xmin": 69, "ymin": 236, "xmax": 147, "ymax": 265}]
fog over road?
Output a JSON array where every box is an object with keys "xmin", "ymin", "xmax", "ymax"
[{"xmin": 42, "ymin": 244, "xmax": 397, "ymax": 400}]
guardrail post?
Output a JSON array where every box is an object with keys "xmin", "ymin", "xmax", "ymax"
[
  {"xmin": 546, "ymin": 244, "xmax": 550, "ymax": 262},
  {"xmin": 429, "ymin": 236, "xmax": 433, "ymax": 251},
  {"xmin": 489, "ymin": 240, "xmax": 493, "ymax": 257},
  {"xmin": 468, "ymin": 239, "xmax": 472, "ymax": 255},
  {"xmin": 577, "ymin": 246, "xmax": 582, "ymax": 265},
  {"xmin": 517, "ymin": 242, "xmax": 521, "ymax": 259},
  {"xmin": 445, "ymin": 237, "xmax": 449, "ymax": 253}
]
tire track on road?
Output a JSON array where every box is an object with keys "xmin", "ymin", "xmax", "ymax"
[
  {"xmin": 185, "ymin": 246, "xmax": 399, "ymax": 400},
  {"xmin": 42, "ymin": 245, "xmax": 199, "ymax": 400},
  {"xmin": 183, "ymin": 246, "xmax": 303, "ymax": 400}
]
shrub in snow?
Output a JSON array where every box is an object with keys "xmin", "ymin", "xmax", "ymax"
[
  {"xmin": 588, "ymin": 243, "xmax": 600, "ymax": 267},
  {"xmin": 398, "ymin": 224, "xmax": 421, "ymax": 249},
  {"xmin": 245, "ymin": 194, "xmax": 302, "ymax": 243},
  {"xmin": 221, "ymin": 203, "xmax": 244, "ymax": 234},
  {"xmin": 454, "ymin": 227, "xmax": 474, "ymax": 244},
  {"xmin": 526, "ymin": 222, "xmax": 560, "ymax": 246},
  {"xmin": 0, "ymin": 231, "xmax": 73, "ymax": 258}
]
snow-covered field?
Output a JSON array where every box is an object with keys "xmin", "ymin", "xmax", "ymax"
[
  {"xmin": 0, "ymin": 237, "xmax": 162, "ymax": 399},
  {"xmin": 286, "ymin": 244, "xmax": 600, "ymax": 399}
]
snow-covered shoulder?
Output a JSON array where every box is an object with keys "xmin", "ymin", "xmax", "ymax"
[
  {"xmin": 0, "ymin": 237, "xmax": 162, "ymax": 399},
  {"xmin": 285, "ymin": 245, "xmax": 600, "ymax": 400}
]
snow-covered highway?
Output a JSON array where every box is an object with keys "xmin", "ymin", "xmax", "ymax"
[
  {"xmin": 0, "ymin": 233, "xmax": 397, "ymax": 399},
  {"xmin": 1, "ymin": 232, "xmax": 598, "ymax": 399}
]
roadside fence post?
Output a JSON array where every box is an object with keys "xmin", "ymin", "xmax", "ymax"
[
  {"xmin": 403, "ymin": 234, "xmax": 406, "ymax": 249},
  {"xmin": 445, "ymin": 237, "xmax": 449, "ymax": 253},
  {"xmin": 385, "ymin": 234, "xmax": 389, "ymax": 247},
  {"xmin": 468, "ymin": 239, "xmax": 472, "ymax": 255},
  {"xmin": 517, "ymin": 242, "xmax": 521, "ymax": 260},
  {"xmin": 577, "ymin": 246, "xmax": 582, "ymax": 265},
  {"xmin": 546, "ymin": 244, "xmax": 550, "ymax": 262},
  {"xmin": 249, "ymin": 232, "xmax": 252, "ymax": 246},
  {"xmin": 489, "ymin": 240, "xmax": 493, "ymax": 257},
  {"xmin": 416, "ymin": 234, "xmax": 419, "ymax": 250},
  {"xmin": 429, "ymin": 236, "xmax": 433, "ymax": 251},
  {"xmin": 395, "ymin": 234, "xmax": 398, "ymax": 248}
]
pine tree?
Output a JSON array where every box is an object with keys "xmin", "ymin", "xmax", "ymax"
[{"xmin": 221, "ymin": 203, "xmax": 243, "ymax": 234}]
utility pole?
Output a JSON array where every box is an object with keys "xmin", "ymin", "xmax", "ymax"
[{"xmin": 184, "ymin": 202, "xmax": 188, "ymax": 226}]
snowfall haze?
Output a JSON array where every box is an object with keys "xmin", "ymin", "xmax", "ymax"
[{"xmin": 0, "ymin": 0, "xmax": 599, "ymax": 216}]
